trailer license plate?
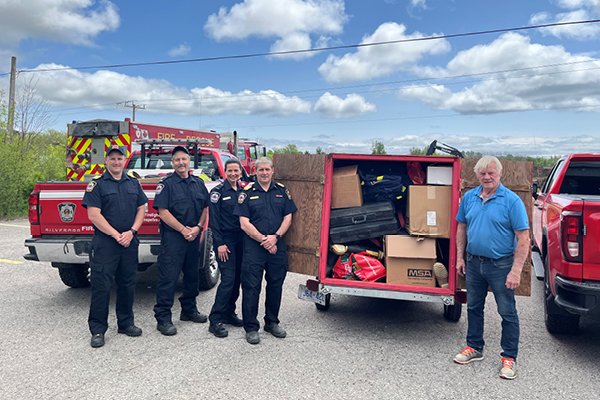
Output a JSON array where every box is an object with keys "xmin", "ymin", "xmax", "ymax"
[{"xmin": 297, "ymin": 284, "xmax": 327, "ymax": 306}]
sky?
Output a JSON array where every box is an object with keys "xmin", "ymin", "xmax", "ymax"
[{"xmin": 0, "ymin": 0, "xmax": 599, "ymax": 156}]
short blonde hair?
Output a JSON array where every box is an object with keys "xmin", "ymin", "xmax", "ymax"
[{"xmin": 474, "ymin": 156, "xmax": 502, "ymax": 174}]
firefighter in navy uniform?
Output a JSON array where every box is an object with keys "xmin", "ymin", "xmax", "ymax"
[
  {"xmin": 207, "ymin": 159, "xmax": 246, "ymax": 338},
  {"xmin": 82, "ymin": 145, "xmax": 147, "ymax": 348},
  {"xmin": 234, "ymin": 157, "xmax": 297, "ymax": 345},
  {"xmin": 153, "ymin": 146, "xmax": 210, "ymax": 336}
]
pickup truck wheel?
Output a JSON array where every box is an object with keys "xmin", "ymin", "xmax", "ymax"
[
  {"xmin": 543, "ymin": 255, "xmax": 580, "ymax": 334},
  {"xmin": 56, "ymin": 264, "xmax": 90, "ymax": 288},
  {"xmin": 315, "ymin": 294, "xmax": 331, "ymax": 311},
  {"xmin": 443, "ymin": 303, "xmax": 462, "ymax": 322},
  {"xmin": 197, "ymin": 229, "xmax": 220, "ymax": 291}
]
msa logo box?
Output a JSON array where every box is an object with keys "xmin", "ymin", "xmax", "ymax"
[{"xmin": 385, "ymin": 235, "xmax": 436, "ymax": 287}]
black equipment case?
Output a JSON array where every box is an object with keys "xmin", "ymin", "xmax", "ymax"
[{"xmin": 329, "ymin": 202, "xmax": 401, "ymax": 243}]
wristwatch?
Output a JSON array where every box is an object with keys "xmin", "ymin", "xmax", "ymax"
[
  {"xmin": 130, "ymin": 228, "xmax": 138, "ymax": 235},
  {"xmin": 275, "ymin": 233, "xmax": 282, "ymax": 239},
  {"xmin": 197, "ymin": 224, "xmax": 203, "ymax": 231}
]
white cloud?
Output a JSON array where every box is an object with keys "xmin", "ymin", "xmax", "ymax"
[
  {"xmin": 398, "ymin": 33, "xmax": 600, "ymax": 114},
  {"xmin": 25, "ymin": 64, "xmax": 311, "ymax": 116},
  {"xmin": 0, "ymin": 0, "xmax": 120, "ymax": 46},
  {"xmin": 530, "ymin": 0, "xmax": 600, "ymax": 39},
  {"xmin": 168, "ymin": 44, "xmax": 191, "ymax": 58},
  {"xmin": 313, "ymin": 92, "xmax": 376, "ymax": 117},
  {"xmin": 318, "ymin": 22, "xmax": 450, "ymax": 83},
  {"xmin": 410, "ymin": 0, "xmax": 427, "ymax": 9},
  {"xmin": 269, "ymin": 32, "xmax": 313, "ymax": 60},
  {"xmin": 204, "ymin": 0, "xmax": 347, "ymax": 59}
]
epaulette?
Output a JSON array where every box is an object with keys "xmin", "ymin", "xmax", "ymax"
[
  {"xmin": 127, "ymin": 170, "xmax": 140, "ymax": 179},
  {"xmin": 244, "ymin": 182, "xmax": 255, "ymax": 191},
  {"xmin": 93, "ymin": 175, "xmax": 102, "ymax": 180},
  {"xmin": 214, "ymin": 182, "xmax": 224, "ymax": 190},
  {"xmin": 276, "ymin": 182, "xmax": 285, "ymax": 187},
  {"xmin": 159, "ymin": 176, "xmax": 168, "ymax": 182}
]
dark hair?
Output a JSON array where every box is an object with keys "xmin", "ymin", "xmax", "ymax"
[{"xmin": 224, "ymin": 159, "xmax": 243, "ymax": 171}]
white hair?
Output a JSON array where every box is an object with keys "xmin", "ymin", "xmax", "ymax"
[
  {"xmin": 256, "ymin": 157, "xmax": 273, "ymax": 168},
  {"xmin": 474, "ymin": 156, "xmax": 502, "ymax": 174}
]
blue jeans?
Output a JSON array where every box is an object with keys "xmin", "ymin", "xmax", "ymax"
[{"xmin": 466, "ymin": 253, "xmax": 519, "ymax": 360}]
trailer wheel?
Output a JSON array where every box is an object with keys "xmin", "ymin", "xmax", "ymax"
[
  {"xmin": 443, "ymin": 303, "xmax": 462, "ymax": 322},
  {"xmin": 543, "ymin": 254, "xmax": 579, "ymax": 334},
  {"xmin": 315, "ymin": 294, "xmax": 331, "ymax": 311},
  {"xmin": 197, "ymin": 229, "xmax": 220, "ymax": 291},
  {"xmin": 55, "ymin": 263, "xmax": 90, "ymax": 288}
]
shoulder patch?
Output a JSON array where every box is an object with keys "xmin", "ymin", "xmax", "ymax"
[
  {"xmin": 156, "ymin": 183, "xmax": 164, "ymax": 195},
  {"xmin": 210, "ymin": 191, "xmax": 221, "ymax": 203},
  {"xmin": 85, "ymin": 180, "xmax": 97, "ymax": 193},
  {"xmin": 244, "ymin": 182, "xmax": 255, "ymax": 191},
  {"xmin": 238, "ymin": 192, "xmax": 247, "ymax": 204},
  {"xmin": 285, "ymin": 188, "xmax": 292, "ymax": 200},
  {"xmin": 276, "ymin": 182, "xmax": 285, "ymax": 187},
  {"xmin": 127, "ymin": 170, "xmax": 140, "ymax": 179}
]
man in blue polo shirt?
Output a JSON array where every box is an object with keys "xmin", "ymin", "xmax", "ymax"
[{"xmin": 453, "ymin": 156, "xmax": 530, "ymax": 380}]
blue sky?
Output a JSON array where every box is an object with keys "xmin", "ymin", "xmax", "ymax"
[{"xmin": 1, "ymin": 0, "xmax": 599, "ymax": 155}]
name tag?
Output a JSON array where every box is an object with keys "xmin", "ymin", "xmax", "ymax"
[
  {"xmin": 222, "ymin": 196, "xmax": 231, "ymax": 200},
  {"xmin": 250, "ymin": 196, "xmax": 260, "ymax": 200}
]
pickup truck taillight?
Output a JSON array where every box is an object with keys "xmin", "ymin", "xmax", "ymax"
[
  {"xmin": 560, "ymin": 211, "xmax": 583, "ymax": 263},
  {"xmin": 28, "ymin": 190, "xmax": 40, "ymax": 225}
]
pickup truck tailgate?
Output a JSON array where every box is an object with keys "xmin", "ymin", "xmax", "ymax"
[
  {"xmin": 583, "ymin": 198, "xmax": 600, "ymax": 280},
  {"xmin": 38, "ymin": 189, "xmax": 93, "ymax": 235}
]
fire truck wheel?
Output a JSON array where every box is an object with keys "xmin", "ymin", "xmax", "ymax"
[
  {"xmin": 197, "ymin": 229, "xmax": 220, "ymax": 291},
  {"xmin": 55, "ymin": 263, "xmax": 91, "ymax": 288},
  {"xmin": 443, "ymin": 303, "xmax": 462, "ymax": 322}
]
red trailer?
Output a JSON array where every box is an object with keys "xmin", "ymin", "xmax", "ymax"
[{"xmin": 275, "ymin": 153, "xmax": 532, "ymax": 321}]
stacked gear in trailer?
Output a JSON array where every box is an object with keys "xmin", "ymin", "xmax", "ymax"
[{"xmin": 65, "ymin": 118, "xmax": 221, "ymax": 181}]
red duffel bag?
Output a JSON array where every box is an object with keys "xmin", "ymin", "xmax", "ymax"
[{"xmin": 351, "ymin": 252, "xmax": 386, "ymax": 282}]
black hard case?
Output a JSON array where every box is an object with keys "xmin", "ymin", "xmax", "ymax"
[{"xmin": 329, "ymin": 202, "xmax": 401, "ymax": 243}]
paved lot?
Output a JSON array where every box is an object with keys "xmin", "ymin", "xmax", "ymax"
[{"xmin": 1, "ymin": 219, "xmax": 599, "ymax": 399}]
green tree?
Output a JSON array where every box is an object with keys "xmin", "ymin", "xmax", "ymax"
[
  {"xmin": 371, "ymin": 140, "xmax": 386, "ymax": 154},
  {"xmin": 315, "ymin": 147, "xmax": 325, "ymax": 154},
  {"xmin": 267, "ymin": 143, "xmax": 303, "ymax": 158}
]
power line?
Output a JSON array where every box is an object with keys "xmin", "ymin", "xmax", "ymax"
[{"xmin": 4, "ymin": 19, "xmax": 599, "ymax": 75}]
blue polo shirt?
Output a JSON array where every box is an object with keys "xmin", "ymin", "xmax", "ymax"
[{"xmin": 456, "ymin": 183, "xmax": 529, "ymax": 259}]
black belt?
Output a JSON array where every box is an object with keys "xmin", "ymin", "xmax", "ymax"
[{"xmin": 468, "ymin": 253, "xmax": 512, "ymax": 263}]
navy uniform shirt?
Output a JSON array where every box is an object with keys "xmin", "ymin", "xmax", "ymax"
[
  {"xmin": 82, "ymin": 172, "xmax": 148, "ymax": 237},
  {"xmin": 209, "ymin": 180, "xmax": 243, "ymax": 247},
  {"xmin": 153, "ymin": 173, "xmax": 209, "ymax": 233},
  {"xmin": 234, "ymin": 182, "xmax": 297, "ymax": 235}
]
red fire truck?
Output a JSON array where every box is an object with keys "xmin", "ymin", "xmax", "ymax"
[{"xmin": 65, "ymin": 119, "xmax": 220, "ymax": 181}]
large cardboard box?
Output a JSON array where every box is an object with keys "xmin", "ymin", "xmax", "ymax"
[
  {"xmin": 407, "ymin": 185, "xmax": 451, "ymax": 238},
  {"xmin": 427, "ymin": 166, "xmax": 453, "ymax": 185},
  {"xmin": 331, "ymin": 165, "xmax": 363, "ymax": 209},
  {"xmin": 385, "ymin": 235, "xmax": 436, "ymax": 286}
]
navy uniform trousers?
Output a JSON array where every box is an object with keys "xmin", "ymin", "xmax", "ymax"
[
  {"xmin": 209, "ymin": 236, "xmax": 243, "ymax": 324},
  {"xmin": 89, "ymin": 235, "xmax": 138, "ymax": 335},
  {"xmin": 154, "ymin": 230, "xmax": 200, "ymax": 325},
  {"xmin": 241, "ymin": 237, "xmax": 288, "ymax": 332}
]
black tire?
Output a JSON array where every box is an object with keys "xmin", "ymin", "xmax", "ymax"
[
  {"xmin": 443, "ymin": 303, "xmax": 462, "ymax": 322},
  {"xmin": 55, "ymin": 263, "xmax": 90, "ymax": 288},
  {"xmin": 315, "ymin": 293, "xmax": 331, "ymax": 311},
  {"xmin": 197, "ymin": 229, "xmax": 220, "ymax": 291},
  {"xmin": 543, "ymin": 253, "xmax": 580, "ymax": 334}
]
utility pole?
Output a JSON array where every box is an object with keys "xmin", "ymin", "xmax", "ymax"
[
  {"xmin": 122, "ymin": 100, "xmax": 145, "ymax": 121},
  {"xmin": 7, "ymin": 56, "xmax": 17, "ymax": 136}
]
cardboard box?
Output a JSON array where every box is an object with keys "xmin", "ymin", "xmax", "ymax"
[
  {"xmin": 407, "ymin": 185, "xmax": 451, "ymax": 238},
  {"xmin": 331, "ymin": 165, "xmax": 363, "ymax": 209},
  {"xmin": 385, "ymin": 235, "xmax": 436, "ymax": 286},
  {"xmin": 427, "ymin": 166, "xmax": 453, "ymax": 185}
]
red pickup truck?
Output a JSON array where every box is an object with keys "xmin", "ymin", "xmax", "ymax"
[
  {"xmin": 532, "ymin": 153, "xmax": 600, "ymax": 334},
  {"xmin": 23, "ymin": 145, "xmax": 246, "ymax": 290}
]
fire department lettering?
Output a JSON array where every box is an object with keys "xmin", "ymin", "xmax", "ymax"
[{"xmin": 58, "ymin": 202, "xmax": 76, "ymax": 223}]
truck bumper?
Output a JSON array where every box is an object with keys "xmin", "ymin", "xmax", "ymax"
[
  {"xmin": 24, "ymin": 237, "xmax": 161, "ymax": 265},
  {"xmin": 554, "ymin": 275, "xmax": 600, "ymax": 315}
]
